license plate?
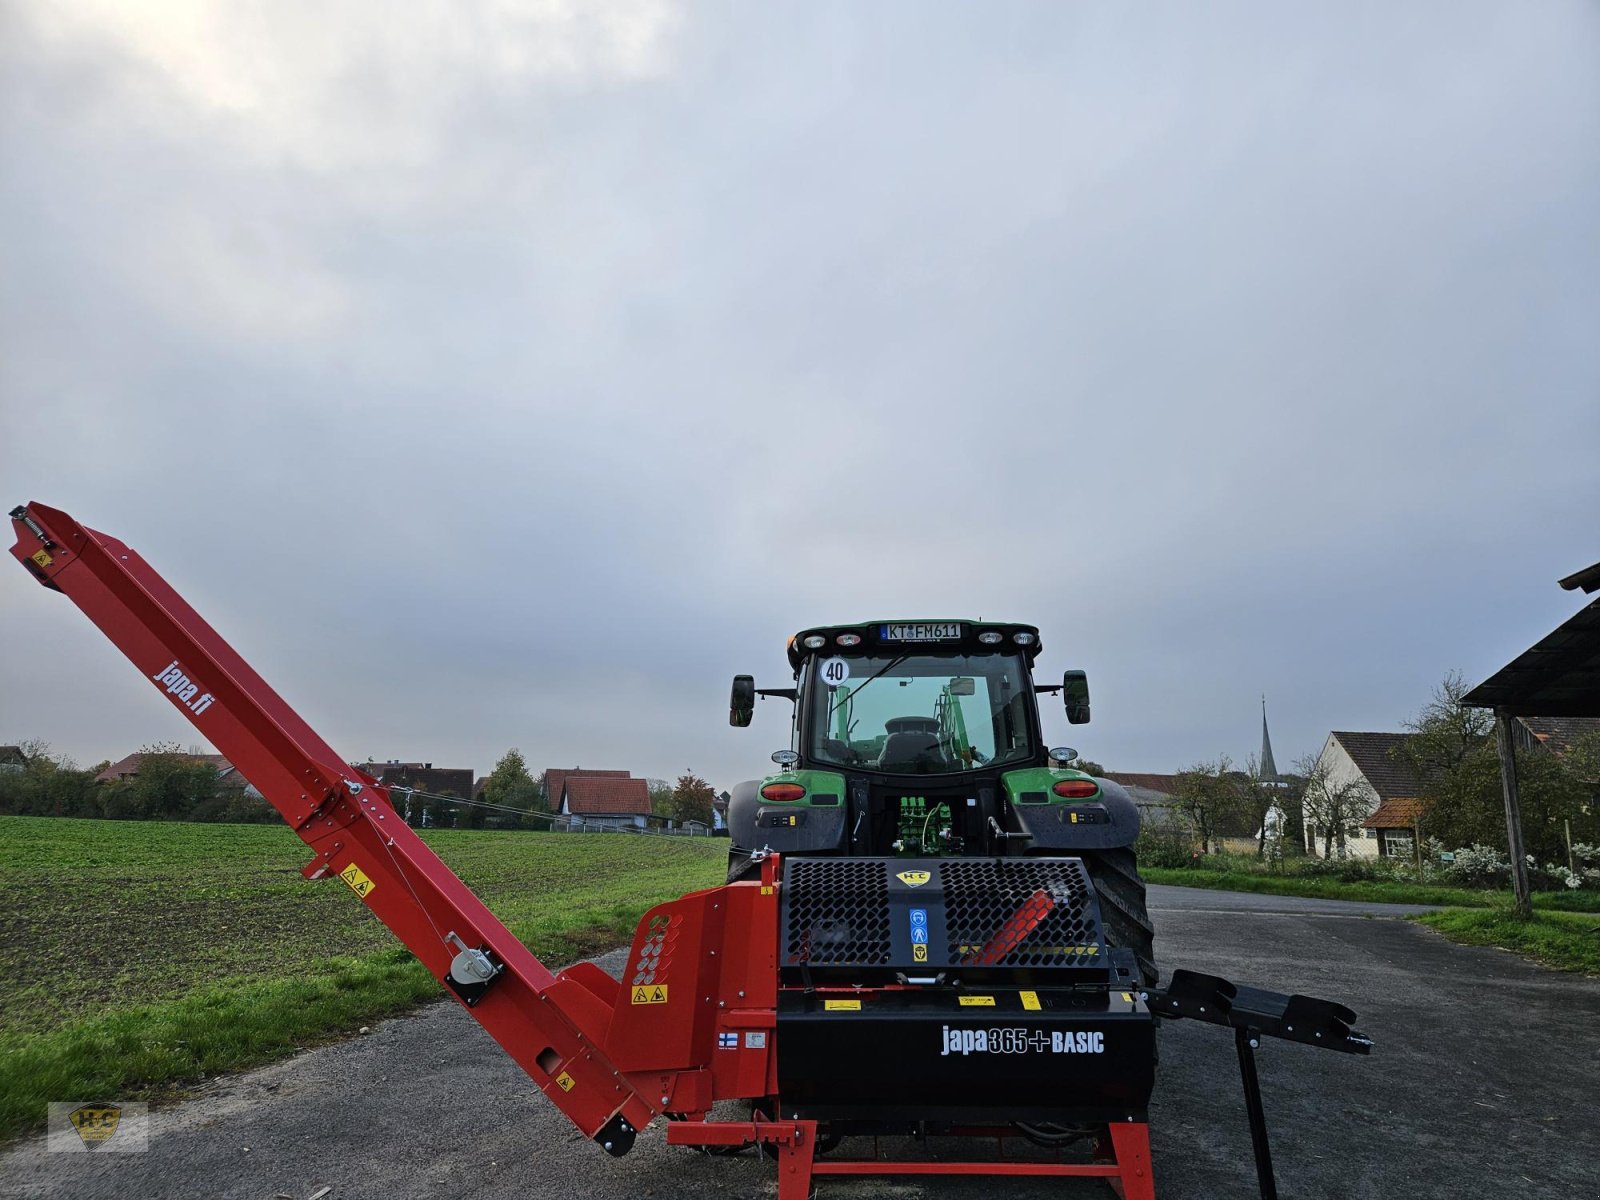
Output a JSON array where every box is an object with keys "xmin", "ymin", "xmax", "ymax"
[{"xmin": 881, "ymin": 622, "xmax": 962, "ymax": 642}]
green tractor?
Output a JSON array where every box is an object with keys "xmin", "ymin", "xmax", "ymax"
[{"xmin": 723, "ymin": 620, "xmax": 1156, "ymax": 985}]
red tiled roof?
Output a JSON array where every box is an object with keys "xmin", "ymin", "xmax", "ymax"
[
  {"xmin": 1103, "ymin": 772, "xmax": 1182, "ymax": 795},
  {"xmin": 562, "ymin": 775, "xmax": 651, "ymax": 816},
  {"xmin": 545, "ymin": 767, "xmax": 630, "ymax": 810},
  {"xmin": 1518, "ymin": 716, "xmax": 1600, "ymax": 757},
  {"xmin": 95, "ymin": 752, "xmax": 230, "ymax": 783},
  {"xmin": 1363, "ymin": 798, "xmax": 1424, "ymax": 829}
]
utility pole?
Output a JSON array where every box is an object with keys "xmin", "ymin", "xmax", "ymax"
[{"xmin": 1493, "ymin": 708, "xmax": 1532, "ymax": 919}]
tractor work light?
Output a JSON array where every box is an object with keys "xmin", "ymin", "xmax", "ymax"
[
  {"xmin": 1052, "ymin": 779, "xmax": 1099, "ymax": 799},
  {"xmin": 802, "ymin": 635, "xmax": 827, "ymax": 649},
  {"xmin": 760, "ymin": 782, "xmax": 807, "ymax": 802},
  {"xmin": 834, "ymin": 633, "xmax": 861, "ymax": 646},
  {"xmin": 1013, "ymin": 631, "xmax": 1037, "ymax": 646},
  {"xmin": 977, "ymin": 630, "xmax": 1003, "ymax": 644}
]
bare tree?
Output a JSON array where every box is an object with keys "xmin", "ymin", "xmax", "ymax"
[
  {"xmin": 1296, "ymin": 751, "xmax": 1377, "ymax": 858},
  {"xmin": 1173, "ymin": 757, "xmax": 1246, "ymax": 854}
]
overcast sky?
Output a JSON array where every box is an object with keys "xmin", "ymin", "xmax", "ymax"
[{"xmin": 3, "ymin": 2, "xmax": 1597, "ymax": 792}]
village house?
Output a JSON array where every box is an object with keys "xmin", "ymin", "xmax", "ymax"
[
  {"xmin": 1304, "ymin": 717, "xmax": 1600, "ymax": 860},
  {"xmin": 1103, "ymin": 772, "xmax": 1185, "ymax": 826},
  {"xmin": 94, "ymin": 750, "xmax": 265, "ymax": 798},
  {"xmin": 351, "ymin": 760, "xmax": 475, "ymax": 802},
  {"xmin": 545, "ymin": 767, "xmax": 651, "ymax": 831},
  {"xmin": 1302, "ymin": 732, "xmax": 1424, "ymax": 859}
]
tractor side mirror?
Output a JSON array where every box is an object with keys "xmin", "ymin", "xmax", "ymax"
[
  {"xmin": 1063, "ymin": 670, "xmax": 1091, "ymax": 725},
  {"xmin": 730, "ymin": 675, "xmax": 755, "ymax": 727}
]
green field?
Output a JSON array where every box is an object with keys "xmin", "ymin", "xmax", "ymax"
[
  {"xmin": 1415, "ymin": 909, "xmax": 1600, "ymax": 975},
  {"xmin": 0, "ymin": 816, "xmax": 726, "ymax": 1141}
]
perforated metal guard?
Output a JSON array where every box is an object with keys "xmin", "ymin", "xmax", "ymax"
[
  {"xmin": 940, "ymin": 859, "xmax": 1102, "ymax": 968},
  {"xmin": 784, "ymin": 859, "xmax": 892, "ymax": 966},
  {"xmin": 781, "ymin": 856, "xmax": 1106, "ymax": 977}
]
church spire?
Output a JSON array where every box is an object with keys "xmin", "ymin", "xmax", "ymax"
[{"xmin": 1260, "ymin": 695, "xmax": 1280, "ymax": 783}]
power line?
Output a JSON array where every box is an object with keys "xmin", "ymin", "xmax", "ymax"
[{"xmin": 384, "ymin": 784, "xmax": 693, "ymax": 838}]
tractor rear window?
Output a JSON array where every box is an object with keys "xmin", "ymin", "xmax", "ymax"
[{"xmin": 807, "ymin": 653, "xmax": 1033, "ymax": 774}]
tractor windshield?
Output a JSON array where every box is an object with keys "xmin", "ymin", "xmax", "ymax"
[{"xmin": 807, "ymin": 652, "xmax": 1034, "ymax": 774}]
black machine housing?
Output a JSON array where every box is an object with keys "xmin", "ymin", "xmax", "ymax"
[{"xmin": 775, "ymin": 855, "xmax": 1156, "ymax": 1126}]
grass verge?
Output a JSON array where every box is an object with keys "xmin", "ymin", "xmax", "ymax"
[
  {"xmin": 1140, "ymin": 867, "xmax": 1600, "ymax": 911},
  {"xmin": 1414, "ymin": 909, "xmax": 1600, "ymax": 975},
  {"xmin": 0, "ymin": 816, "xmax": 725, "ymax": 1143}
]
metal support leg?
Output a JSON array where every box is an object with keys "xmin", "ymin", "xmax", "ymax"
[
  {"xmin": 1106, "ymin": 1122, "xmax": 1155, "ymax": 1200},
  {"xmin": 774, "ymin": 1123, "xmax": 817, "ymax": 1200},
  {"xmin": 1234, "ymin": 1026, "xmax": 1278, "ymax": 1200}
]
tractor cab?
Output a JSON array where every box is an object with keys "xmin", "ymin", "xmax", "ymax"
[
  {"xmin": 731, "ymin": 621, "xmax": 1089, "ymax": 777},
  {"xmin": 723, "ymin": 620, "xmax": 1155, "ymax": 983}
]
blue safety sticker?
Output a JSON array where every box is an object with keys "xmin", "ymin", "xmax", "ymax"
[{"xmin": 909, "ymin": 907, "xmax": 928, "ymax": 945}]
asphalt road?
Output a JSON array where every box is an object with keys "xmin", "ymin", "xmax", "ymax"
[{"xmin": 5, "ymin": 885, "xmax": 1598, "ymax": 1200}]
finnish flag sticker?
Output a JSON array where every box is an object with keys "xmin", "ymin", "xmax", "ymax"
[{"xmin": 718, "ymin": 1032, "xmax": 739, "ymax": 1049}]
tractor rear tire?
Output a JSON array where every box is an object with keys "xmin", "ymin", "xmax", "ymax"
[{"xmin": 1080, "ymin": 846, "xmax": 1157, "ymax": 987}]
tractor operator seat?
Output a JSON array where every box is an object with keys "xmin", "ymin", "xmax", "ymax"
[{"xmin": 878, "ymin": 716, "xmax": 942, "ymax": 771}]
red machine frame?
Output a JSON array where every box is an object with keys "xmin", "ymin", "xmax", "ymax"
[{"xmin": 9, "ymin": 502, "xmax": 1164, "ymax": 1196}]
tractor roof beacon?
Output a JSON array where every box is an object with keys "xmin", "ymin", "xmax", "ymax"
[
  {"xmin": 9, "ymin": 510, "xmax": 1374, "ymax": 1200},
  {"xmin": 722, "ymin": 620, "xmax": 1157, "ymax": 984}
]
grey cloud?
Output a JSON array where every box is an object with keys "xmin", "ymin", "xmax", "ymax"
[{"xmin": 3, "ymin": 2, "xmax": 1597, "ymax": 788}]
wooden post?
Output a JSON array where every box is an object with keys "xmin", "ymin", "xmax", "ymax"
[{"xmin": 1494, "ymin": 708, "xmax": 1532, "ymax": 919}]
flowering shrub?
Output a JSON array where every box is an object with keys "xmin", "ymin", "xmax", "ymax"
[
  {"xmin": 1440, "ymin": 844, "xmax": 1599, "ymax": 890},
  {"xmin": 1544, "ymin": 865, "xmax": 1584, "ymax": 890},
  {"xmin": 1443, "ymin": 844, "xmax": 1510, "ymax": 888}
]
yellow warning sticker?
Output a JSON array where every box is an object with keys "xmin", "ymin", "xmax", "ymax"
[
  {"xmin": 1122, "ymin": 992, "xmax": 1135, "ymax": 1004},
  {"xmin": 958, "ymin": 995, "xmax": 995, "ymax": 1007},
  {"xmin": 555, "ymin": 1072, "xmax": 575, "ymax": 1092},
  {"xmin": 338, "ymin": 863, "xmax": 376, "ymax": 899},
  {"xmin": 912, "ymin": 944, "xmax": 928, "ymax": 963},
  {"xmin": 631, "ymin": 984, "xmax": 669, "ymax": 1005},
  {"xmin": 1020, "ymin": 990, "xmax": 1042, "ymax": 1011},
  {"xmin": 896, "ymin": 870, "xmax": 931, "ymax": 887},
  {"xmin": 824, "ymin": 999, "xmax": 861, "ymax": 1011},
  {"xmin": 760, "ymin": 886, "xmax": 774, "ymax": 895},
  {"xmin": 30, "ymin": 549, "xmax": 52, "ymax": 569}
]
